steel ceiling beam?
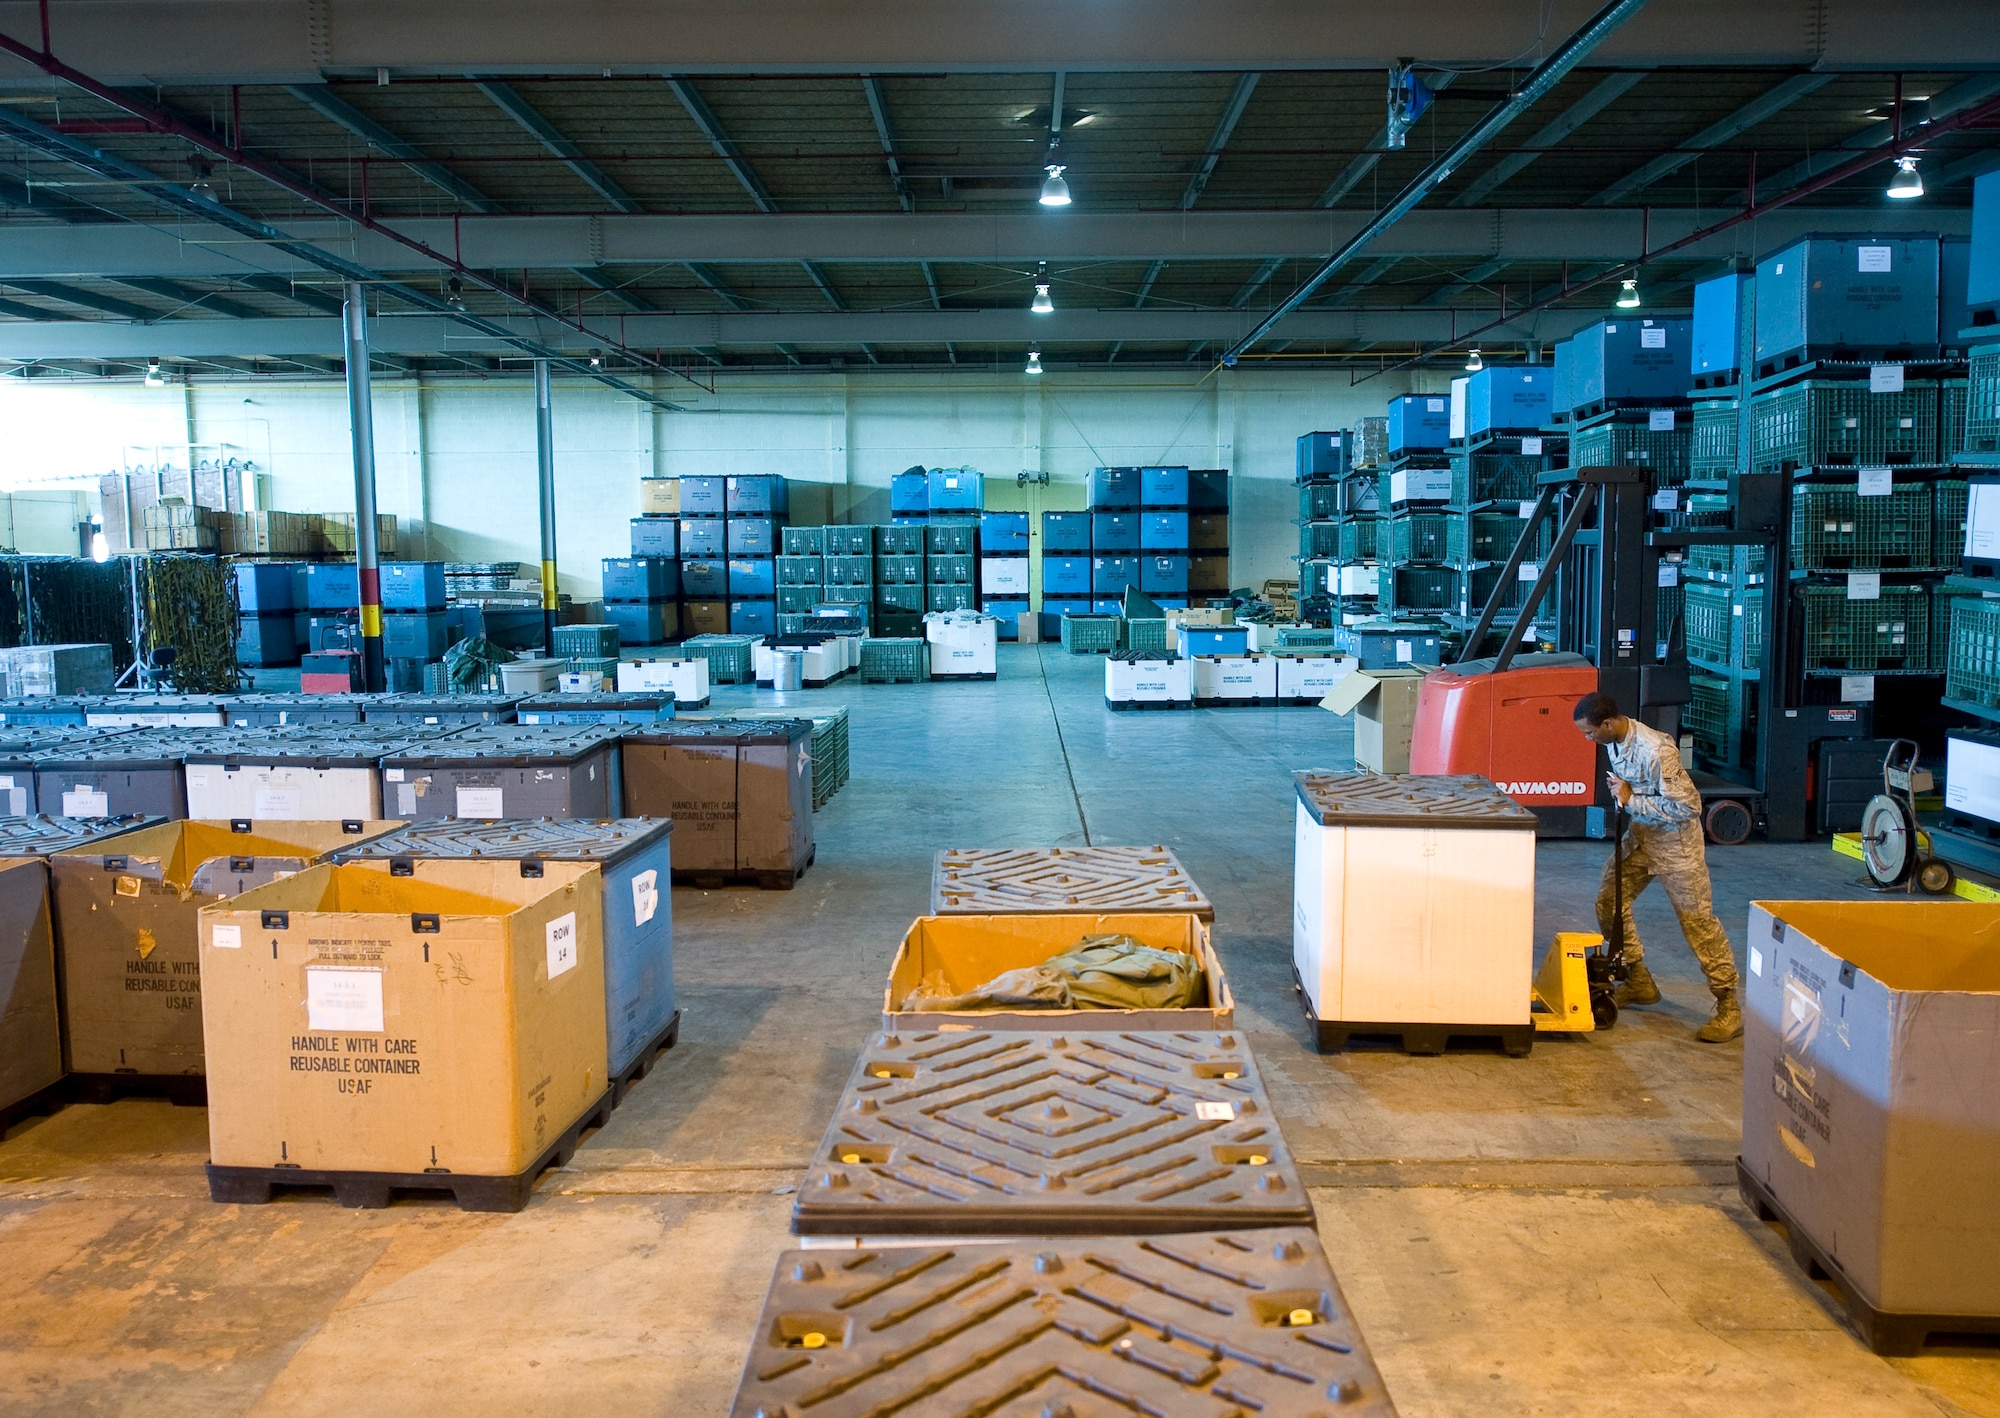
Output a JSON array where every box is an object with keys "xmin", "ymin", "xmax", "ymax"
[
  {"xmin": 665, "ymin": 76, "xmax": 777, "ymax": 213},
  {"xmin": 475, "ymin": 79, "xmax": 645, "ymax": 214},
  {"xmin": 1229, "ymin": 257, "xmax": 1285, "ymax": 308},
  {"xmin": 284, "ymin": 83, "xmax": 503, "ymax": 213},
  {"xmin": 238, "ymin": 273, "xmax": 345, "ymax": 314},
  {"xmin": 1450, "ymin": 71, "xmax": 1645, "ymax": 206},
  {"xmin": 110, "ymin": 277, "xmax": 262, "ymax": 319},
  {"xmin": 860, "ymin": 76, "xmax": 914, "ymax": 212},
  {"xmin": 1180, "ymin": 72, "xmax": 1259, "ymax": 210},
  {"xmin": 1583, "ymin": 71, "xmax": 1834, "ymax": 206},
  {"xmin": 1415, "ymin": 257, "xmax": 1508, "ymax": 307},
  {"xmin": 4, "ymin": 277, "xmax": 155, "ymax": 319},
  {"xmin": 1752, "ymin": 70, "xmax": 2000, "ymax": 202},
  {"xmin": 11, "ymin": 0, "xmax": 1998, "ymax": 79}
]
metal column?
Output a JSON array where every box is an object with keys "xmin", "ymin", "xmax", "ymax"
[
  {"xmin": 535, "ymin": 359, "xmax": 559, "ymax": 653},
  {"xmin": 343, "ymin": 282, "xmax": 385, "ymax": 692}
]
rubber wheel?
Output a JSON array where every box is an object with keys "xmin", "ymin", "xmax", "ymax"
[
  {"xmin": 1591, "ymin": 992, "xmax": 1618, "ymax": 1031},
  {"xmin": 1917, "ymin": 858, "xmax": 1956, "ymax": 896},
  {"xmin": 1704, "ymin": 798, "xmax": 1754, "ymax": 847}
]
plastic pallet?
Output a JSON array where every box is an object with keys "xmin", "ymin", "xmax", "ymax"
[
  {"xmin": 66, "ymin": 1072, "xmax": 207, "ymax": 1108},
  {"xmin": 1292, "ymin": 966, "xmax": 1533, "ymax": 1057},
  {"xmin": 610, "ymin": 1012, "xmax": 681, "ymax": 1106},
  {"xmin": 1751, "ymin": 378, "xmax": 1941, "ymax": 471},
  {"xmin": 206, "ymin": 1090, "xmax": 611, "ymax": 1212},
  {"xmin": 792, "ymin": 1028, "xmax": 1313, "ymax": 1235},
  {"xmin": 727, "ymin": 1228, "xmax": 1395, "ymax": 1418},
  {"xmin": 1737, "ymin": 1160, "xmax": 2000, "ymax": 1356}
]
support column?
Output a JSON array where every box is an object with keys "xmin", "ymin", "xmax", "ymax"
[
  {"xmin": 535, "ymin": 359, "xmax": 559, "ymax": 653},
  {"xmin": 343, "ymin": 282, "xmax": 385, "ymax": 693}
]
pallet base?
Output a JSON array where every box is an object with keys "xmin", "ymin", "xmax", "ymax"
[
  {"xmin": 673, "ymin": 844, "xmax": 815, "ymax": 891},
  {"xmin": 206, "ymin": 1090, "xmax": 614, "ymax": 1213},
  {"xmin": 69, "ymin": 1072, "xmax": 208, "ymax": 1107},
  {"xmin": 1192, "ymin": 697, "xmax": 1280, "ymax": 708},
  {"xmin": 1292, "ymin": 964, "xmax": 1533, "ymax": 1056},
  {"xmin": 610, "ymin": 1011, "xmax": 680, "ymax": 1106},
  {"xmin": 0, "ymin": 1078, "xmax": 66, "ymax": 1135},
  {"xmin": 1737, "ymin": 1159, "xmax": 2000, "ymax": 1355},
  {"xmin": 1105, "ymin": 698, "xmax": 1194, "ymax": 711}
]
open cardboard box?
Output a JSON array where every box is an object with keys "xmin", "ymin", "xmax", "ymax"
[{"xmin": 882, "ymin": 911, "xmax": 1232, "ymax": 1031}]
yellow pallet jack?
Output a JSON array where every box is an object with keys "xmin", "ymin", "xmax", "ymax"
[{"xmin": 1531, "ymin": 806, "xmax": 1627, "ymax": 1034}]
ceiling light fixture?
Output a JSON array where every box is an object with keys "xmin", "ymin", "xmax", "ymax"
[
  {"xmin": 1616, "ymin": 277, "xmax": 1641, "ymax": 309},
  {"xmin": 144, "ymin": 359, "xmax": 164, "ymax": 386},
  {"xmin": 1031, "ymin": 262, "xmax": 1053, "ymax": 314},
  {"xmin": 590, "ymin": 349, "xmax": 603, "ymax": 368},
  {"xmin": 446, "ymin": 276, "xmax": 467, "ymax": 311},
  {"xmin": 1887, "ymin": 155, "xmax": 1924, "ymax": 199},
  {"xmin": 1025, "ymin": 349, "xmax": 1043, "ymax": 375},
  {"xmin": 1038, "ymin": 140, "xmax": 1071, "ymax": 207},
  {"xmin": 1464, "ymin": 348, "xmax": 1483, "ymax": 373},
  {"xmin": 187, "ymin": 157, "xmax": 215, "ymax": 200}
]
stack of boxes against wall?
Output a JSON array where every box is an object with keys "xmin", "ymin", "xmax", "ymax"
[
  {"xmin": 1666, "ymin": 232, "xmax": 1979, "ymax": 783},
  {"xmin": 1948, "ymin": 173, "xmax": 2000, "ymax": 725},
  {"xmin": 1042, "ymin": 465, "xmax": 1229, "ymax": 639},
  {"xmin": 226, "ymin": 518, "xmax": 403, "ymax": 675},
  {"xmin": 1297, "ymin": 425, "xmax": 1384, "ymax": 628},
  {"xmin": 1437, "ymin": 365, "xmax": 1566, "ymax": 646}
]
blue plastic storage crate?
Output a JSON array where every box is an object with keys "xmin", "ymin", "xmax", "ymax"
[
  {"xmin": 630, "ymin": 517, "xmax": 678, "ymax": 558},
  {"xmin": 680, "ymin": 558, "xmax": 727, "ymax": 598},
  {"xmin": 680, "ymin": 476, "xmax": 726, "ymax": 516},
  {"xmin": 1755, "ymin": 235, "xmax": 1941, "ymax": 368},
  {"xmin": 890, "ymin": 470, "xmax": 929, "ymax": 514},
  {"xmin": 725, "ymin": 475, "xmax": 788, "ymax": 516},
  {"xmin": 1141, "ymin": 467, "xmax": 1190, "ymax": 506},
  {"xmin": 1552, "ymin": 339, "xmax": 1575, "ymax": 419},
  {"xmin": 980, "ymin": 511, "xmax": 1030, "ymax": 552},
  {"xmin": 1691, "ymin": 273, "xmax": 1751, "ymax": 386},
  {"xmin": 729, "ymin": 599, "xmax": 776, "ymax": 636},
  {"xmin": 727, "ymin": 517, "xmax": 778, "ymax": 555},
  {"xmin": 1087, "ymin": 466, "xmax": 1141, "ymax": 509},
  {"xmin": 1140, "ymin": 512, "xmax": 1188, "ymax": 550},
  {"xmin": 1568, "ymin": 320, "xmax": 1694, "ymax": 409},
  {"xmin": 1971, "ymin": 172, "xmax": 2000, "ymax": 319},
  {"xmin": 1040, "ymin": 598, "xmax": 1091, "ymax": 638},
  {"xmin": 1465, "ymin": 367, "xmax": 1553, "ymax": 435},
  {"xmin": 304, "ymin": 562, "xmax": 359, "ymax": 610},
  {"xmin": 983, "ymin": 597, "xmax": 1028, "ymax": 640},
  {"xmin": 927, "ymin": 467, "xmax": 982, "ymax": 511},
  {"xmin": 1188, "ymin": 469, "xmax": 1229, "ymax": 510},
  {"xmin": 233, "ymin": 562, "xmax": 294, "ymax": 614},
  {"xmin": 604, "ymin": 600, "xmax": 675, "ymax": 646},
  {"xmin": 379, "ymin": 561, "xmax": 446, "ymax": 611},
  {"xmin": 236, "ymin": 613, "xmax": 299, "ymax": 667},
  {"xmin": 1387, "ymin": 395, "xmax": 1452, "ymax": 455},
  {"xmin": 603, "ymin": 557, "xmax": 678, "ymax": 601},
  {"xmin": 331, "ymin": 819, "xmax": 677, "ymax": 1088},
  {"xmin": 1092, "ymin": 512, "xmax": 1140, "ymax": 550},
  {"xmin": 726, "ymin": 558, "xmax": 776, "ymax": 599},
  {"xmin": 1296, "ymin": 431, "xmax": 1353, "ymax": 481},
  {"xmin": 680, "ymin": 518, "xmax": 727, "ymax": 558},
  {"xmin": 382, "ymin": 610, "xmax": 450, "ymax": 661},
  {"xmin": 1092, "ymin": 556, "xmax": 1139, "ymax": 594},
  {"xmin": 1043, "ymin": 556, "xmax": 1091, "ymax": 595},
  {"xmin": 1042, "ymin": 511, "xmax": 1092, "ymax": 551},
  {"xmin": 1178, "ymin": 625, "xmax": 1249, "ymax": 656},
  {"xmin": 1140, "ymin": 555, "xmax": 1189, "ymax": 595}
]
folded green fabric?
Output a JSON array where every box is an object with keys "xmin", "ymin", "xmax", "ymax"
[{"xmin": 906, "ymin": 934, "xmax": 1204, "ymax": 1012}]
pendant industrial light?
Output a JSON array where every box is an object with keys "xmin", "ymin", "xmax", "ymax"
[
  {"xmin": 446, "ymin": 276, "xmax": 467, "ymax": 311},
  {"xmin": 1464, "ymin": 348, "xmax": 1483, "ymax": 372},
  {"xmin": 1887, "ymin": 155, "xmax": 1924, "ymax": 199},
  {"xmin": 1616, "ymin": 277, "xmax": 1641, "ymax": 309},
  {"xmin": 1039, "ymin": 162, "xmax": 1071, "ymax": 207},
  {"xmin": 144, "ymin": 358, "xmax": 164, "ymax": 386},
  {"xmin": 1025, "ymin": 349, "xmax": 1043, "ymax": 375},
  {"xmin": 1031, "ymin": 261, "xmax": 1053, "ymax": 314}
]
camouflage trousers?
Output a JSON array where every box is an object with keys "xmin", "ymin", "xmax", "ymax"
[{"xmin": 1595, "ymin": 818, "xmax": 1739, "ymax": 997}]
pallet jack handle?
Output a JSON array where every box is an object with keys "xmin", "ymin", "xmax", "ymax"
[{"xmin": 1608, "ymin": 799, "xmax": 1627, "ymax": 962}]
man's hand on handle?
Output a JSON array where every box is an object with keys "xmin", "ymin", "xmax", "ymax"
[{"xmin": 1605, "ymin": 773, "xmax": 1632, "ymax": 808}]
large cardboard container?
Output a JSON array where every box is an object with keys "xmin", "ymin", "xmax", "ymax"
[
  {"xmin": 884, "ymin": 912, "xmax": 1231, "ymax": 1031},
  {"xmin": 50, "ymin": 819, "xmax": 398, "ymax": 1077},
  {"xmin": 620, "ymin": 721, "xmax": 812, "ymax": 879},
  {"xmin": 199, "ymin": 861, "xmax": 607, "ymax": 1176},
  {"xmin": 332, "ymin": 819, "xmax": 675, "ymax": 1083},
  {"xmin": 1742, "ymin": 900, "xmax": 2000, "ymax": 1318},
  {"xmin": 0, "ymin": 858, "xmax": 59, "ymax": 1120},
  {"xmin": 1321, "ymin": 667, "xmax": 1426, "ymax": 772},
  {"xmin": 1292, "ymin": 771, "xmax": 1536, "ymax": 1028}
]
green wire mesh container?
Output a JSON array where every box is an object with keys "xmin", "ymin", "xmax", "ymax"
[
  {"xmin": 1060, "ymin": 614, "xmax": 1122, "ymax": 654},
  {"xmin": 681, "ymin": 633, "xmax": 757, "ymax": 684},
  {"xmin": 1683, "ymin": 581, "xmax": 1733, "ymax": 665},
  {"xmin": 1686, "ymin": 544, "xmax": 1767, "ymax": 580},
  {"xmin": 876, "ymin": 583, "xmax": 925, "ymax": 612},
  {"xmin": 562, "ymin": 656, "xmax": 619, "ymax": 681},
  {"xmin": 872, "ymin": 524, "xmax": 925, "ymax": 555},
  {"xmin": 1798, "ymin": 584, "xmax": 1931, "ymax": 674},
  {"xmin": 1273, "ymin": 626, "xmax": 1341, "ymax": 650},
  {"xmin": 1966, "ymin": 346, "xmax": 2000, "ymax": 454},
  {"xmin": 824, "ymin": 554, "xmax": 874, "ymax": 587},
  {"xmin": 822, "ymin": 526, "xmax": 873, "ymax": 556},
  {"xmin": 1569, "ymin": 417, "xmax": 1692, "ymax": 488},
  {"xmin": 551, "ymin": 623, "xmax": 621, "ymax": 658},
  {"xmin": 1689, "ymin": 398, "xmax": 1741, "ymax": 479},
  {"xmin": 1299, "ymin": 483, "xmax": 1343, "ymax": 520},
  {"xmin": 1936, "ymin": 480, "xmax": 1969, "ymax": 566},
  {"xmin": 1946, "ymin": 597, "xmax": 2000, "ymax": 706},
  {"xmin": 1378, "ymin": 564, "xmax": 1458, "ymax": 617},
  {"xmin": 782, "ymin": 526, "xmax": 827, "ymax": 556},
  {"xmin": 925, "ymin": 523, "xmax": 977, "ymax": 555},
  {"xmin": 1685, "ymin": 672, "xmax": 1732, "ymax": 759},
  {"xmin": 777, "ymin": 555, "xmax": 825, "ymax": 586},
  {"xmin": 1445, "ymin": 510, "xmax": 1543, "ymax": 567},
  {"xmin": 1338, "ymin": 517, "xmax": 1378, "ymax": 561},
  {"xmin": 875, "ymin": 554, "xmax": 924, "ymax": 586},
  {"xmin": 1450, "ymin": 452, "xmax": 1544, "ymax": 506},
  {"xmin": 1298, "ymin": 522, "xmax": 1340, "ymax": 560},
  {"xmin": 1750, "ymin": 379, "xmax": 1940, "ymax": 472},
  {"xmin": 1788, "ymin": 483, "xmax": 1939, "ymax": 570},
  {"xmin": 859, "ymin": 637, "xmax": 930, "ymax": 683},
  {"xmin": 1388, "ymin": 512, "xmax": 1450, "ymax": 563},
  {"xmin": 1122, "ymin": 617, "xmax": 1169, "ymax": 653},
  {"xmin": 1464, "ymin": 563, "xmax": 1530, "ymax": 616}
]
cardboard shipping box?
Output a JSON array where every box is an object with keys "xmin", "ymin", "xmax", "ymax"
[
  {"xmin": 50, "ymin": 820, "xmax": 399, "ymax": 1076},
  {"xmin": 1742, "ymin": 900, "xmax": 2000, "ymax": 1318},
  {"xmin": 1321, "ymin": 667, "xmax": 1427, "ymax": 772},
  {"xmin": 200, "ymin": 861, "xmax": 607, "ymax": 1176}
]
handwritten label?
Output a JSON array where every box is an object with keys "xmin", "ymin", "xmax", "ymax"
[
  {"xmin": 253, "ymin": 787, "xmax": 302, "ymax": 818},
  {"xmin": 455, "ymin": 786, "xmax": 504, "ymax": 819},
  {"xmin": 306, "ymin": 967, "xmax": 384, "ymax": 1033},
  {"xmin": 1521, "ymin": 436, "xmax": 1544, "ymax": 455},
  {"xmin": 212, "ymin": 924, "xmax": 242, "ymax": 950},
  {"xmin": 1194, "ymin": 1101, "xmax": 1237, "ymax": 1122},
  {"xmin": 1846, "ymin": 572, "xmax": 1881, "ymax": 601},
  {"xmin": 546, "ymin": 912, "xmax": 579, "ymax": 979},
  {"xmin": 1857, "ymin": 465, "xmax": 1893, "ymax": 497},
  {"xmin": 1869, "ymin": 364, "xmax": 1904, "ymax": 393},
  {"xmin": 1649, "ymin": 409, "xmax": 1676, "ymax": 431},
  {"xmin": 1640, "ymin": 327, "xmax": 1667, "ymax": 348},
  {"xmin": 1857, "ymin": 245, "xmax": 1892, "ymax": 273},
  {"xmin": 632, "ymin": 869, "xmax": 659, "ymax": 926},
  {"xmin": 1841, "ymin": 675, "xmax": 1876, "ymax": 702}
]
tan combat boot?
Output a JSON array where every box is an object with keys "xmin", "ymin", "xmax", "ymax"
[
  {"xmin": 1614, "ymin": 958, "xmax": 1661, "ymax": 1007},
  {"xmin": 1695, "ymin": 989, "xmax": 1743, "ymax": 1043}
]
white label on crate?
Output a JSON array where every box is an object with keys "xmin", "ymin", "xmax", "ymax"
[
  {"xmin": 1194, "ymin": 1101, "xmax": 1237, "ymax": 1122},
  {"xmin": 1857, "ymin": 465, "xmax": 1893, "ymax": 497},
  {"xmin": 1640, "ymin": 327, "xmax": 1667, "ymax": 349},
  {"xmin": 184, "ymin": 767, "xmax": 210, "ymax": 789},
  {"xmin": 1858, "ymin": 245, "xmax": 1893, "ymax": 273},
  {"xmin": 1846, "ymin": 572, "xmax": 1881, "ymax": 600},
  {"xmin": 212, "ymin": 924, "xmax": 241, "ymax": 950},
  {"xmin": 1426, "ymin": 397, "xmax": 1445, "ymax": 411},
  {"xmin": 1842, "ymin": 675, "xmax": 1876, "ymax": 702},
  {"xmin": 1750, "ymin": 946, "xmax": 1763, "ymax": 978},
  {"xmin": 1734, "ymin": 603, "xmax": 1744, "ymax": 617},
  {"xmin": 1395, "ymin": 639, "xmax": 1413, "ymax": 662},
  {"xmin": 456, "ymin": 787, "xmax": 504, "ymax": 818},
  {"xmin": 62, "ymin": 788, "xmax": 107, "ymax": 816},
  {"xmin": 1658, "ymin": 563, "xmax": 1680, "ymax": 587},
  {"xmin": 1649, "ymin": 409, "xmax": 1676, "ymax": 430},
  {"xmin": 306, "ymin": 966, "xmax": 383, "ymax": 1032},
  {"xmin": 396, "ymin": 782, "xmax": 417, "ymax": 815},
  {"xmin": 1519, "ymin": 562, "xmax": 1541, "ymax": 581},
  {"xmin": 1521, "ymin": 436, "xmax": 1544, "ymax": 455},
  {"xmin": 384, "ymin": 768, "xmax": 405, "ymax": 782},
  {"xmin": 1869, "ymin": 364, "xmax": 1904, "ymax": 393},
  {"xmin": 4, "ymin": 787, "xmax": 21, "ymax": 815},
  {"xmin": 1653, "ymin": 488, "xmax": 1678, "ymax": 510},
  {"xmin": 632, "ymin": 869, "xmax": 660, "ymax": 926},
  {"xmin": 252, "ymin": 787, "xmax": 301, "ymax": 819},
  {"xmin": 1519, "ymin": 500, "xmax": 1536, "ymax": 518},
  {"xmin": 546, "ymin": 912, "xmax": 579, "ymax": 979}
]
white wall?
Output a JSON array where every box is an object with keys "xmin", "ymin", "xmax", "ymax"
[{"xmin": 0, "ymin": 366, "xmax": 1446, "ymax": 598}]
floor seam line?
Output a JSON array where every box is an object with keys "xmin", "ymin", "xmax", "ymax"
[{"xmin": 1035, "ymin": 640, "xmax": 1092, "ymax": 846}]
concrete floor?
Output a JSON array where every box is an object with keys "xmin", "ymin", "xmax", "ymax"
[{"xmin": 3, "ymin": 643, "xmax": 1995, "ymax": 1417}]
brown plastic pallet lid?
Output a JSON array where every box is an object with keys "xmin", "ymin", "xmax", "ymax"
[
  {"xmin": 729, "ymin": 1228, "xmax": 1396, "ymax": 1417},
  {"xmin": 931, "ymin": 845, "xmax": 1213, "ymax": 919},
  {"xmin": 1293, "ymin": 771, "xmax": 1538, "ymax": 830},
  {"xmin": 792, "ymin": 1029, "xmax": 1312, "ymax": 1235}
]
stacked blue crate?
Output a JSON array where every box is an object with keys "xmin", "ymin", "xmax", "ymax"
[
  {"xmin": 678, "ymin": 475, "xmax": 727, "ymax": 635},
  {"xmin": 724, "ymin": 475, "xmax": 786, "ymax": 636},
  {"xmin": 979, "ymin": 511, "xmax": 1029, "ymax": 633},
  {"xmin": 234, "ymin": 562, "xmax": 299, "ymax": 667},
  {"xmin": 1040, "ymin": 510, "xmax": 1093, "ymax": 637},
  {"xmin": 1138, "ymin": 467, "xmax": 1191, "ymax": 607},
  {"xmin": 380, "ymin": 562, "xmax": 450, "ymax": 674},
  {"xmin": 602, "ymin": 555, "xmax": 680, "ymax": 646}
]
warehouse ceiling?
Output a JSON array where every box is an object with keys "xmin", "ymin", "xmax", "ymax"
[{"xmin": 0, "ymin": 0, "xmax": 1995, "ymax": 378}]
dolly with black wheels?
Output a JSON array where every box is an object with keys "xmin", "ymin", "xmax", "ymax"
[{"xmin": 1859, "ymin": 740, "xmax": 1955, "ymax": 894}]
